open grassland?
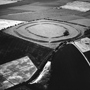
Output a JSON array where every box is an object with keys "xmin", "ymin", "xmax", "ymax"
[
  {"xmin": 0, "ymin": 4, "xmax": 85, "ymax": 21},
  {"xmin": 0, "ymin": 0, "xmax": 90, "ymax": 21},
  {"xmin": 0, "ymin": 0, "xmax": 20, "ymax": 5}
]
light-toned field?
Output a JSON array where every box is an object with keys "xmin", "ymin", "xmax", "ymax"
[
  {"xmin": 0, "ymin": 19, "xmax": 25, "ymax": 30},
  {"xmin": 0, "ymin": 0, "xmax": 20, "ymax": 5},
  {"xmin": 61, "ymin": 1, "xmax": 90, "ymax": 12},
  {"xmin": 73, "ymin": 37, "xmax": 90, "ymax": 52}
]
